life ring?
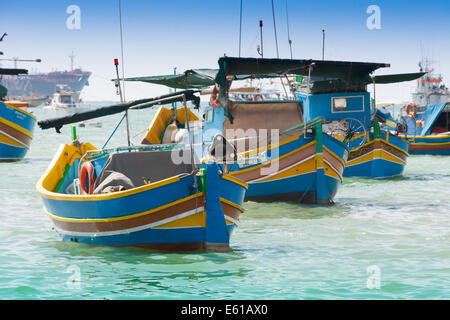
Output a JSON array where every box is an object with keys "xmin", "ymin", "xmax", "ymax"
[
  {"xmin": 79, "ymin": 161, "xmax": 96, "ymax": 195},
  {"xmin": 209, "ymin": 85, "xmax": 220, "ymax": 108},
  {"xmin": 406, "ymin": 102, "xmax": 417, "ymax": 119},
  {"xmin": 253, "ymin": 94, "xmax": 264, "ymax": 101}
]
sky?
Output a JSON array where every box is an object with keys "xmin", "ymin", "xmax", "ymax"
[{"xmin": 1, "ymin": 0, "xmax": 450, "ymax": 103}]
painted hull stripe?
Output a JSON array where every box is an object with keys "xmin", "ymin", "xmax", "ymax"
[
  {"xmin": 50, "ymin": 207, "xmax": 206, "ymax": 237},
  {"xmin": 346, "ymin": 149, "xmax": 406, "ymax": 167},
  {"xmin": 0, "ymin": 129, "xmax": 29, "ymax": 148},
  {"xmin": 247, "ymin": 154, "xmax": 316, "ymax": 183}
]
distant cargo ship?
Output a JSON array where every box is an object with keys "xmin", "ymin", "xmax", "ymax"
[
  {"xmin": 1, "ymin": 54, "xmax": 91, "ymax": 105},
  {"xmin": 2, "ymin": 68, "xmax": 91, "ymax": 99}
]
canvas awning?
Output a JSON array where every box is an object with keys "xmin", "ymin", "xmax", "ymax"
[
  {"xmin": 370, "ymin": 72, "xmax": 426, "ymax": 84},
  {"xmin": 122, "ymin": 69, "xmax": 218, "ymax": 89},
  {"xmin": 215, "ymin": 57, "xmax": 391, "ymax": 88}
]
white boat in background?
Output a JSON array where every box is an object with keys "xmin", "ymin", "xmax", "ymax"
[{"xmin": 43, "ymin": 85, "xmax": 89, "ymax": 113}]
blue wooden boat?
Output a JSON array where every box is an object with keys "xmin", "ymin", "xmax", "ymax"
[
  {"xmin": 122, "ymin": 58, "xmax": 350, "ymax": 204},
  {"xmin": 0, "ymin": 68, "xmax": 36, "ymax": 162},
  {"xmin": 36, "ymin": 93, "xmax": 247, "ymax": 252},
  {"xmin": 294, "ymin": 63, "xmax": 424, "ymax": 179},
  {"xmin": 0, "ymin": 101, "xmax": 36, "ymax": 161}
]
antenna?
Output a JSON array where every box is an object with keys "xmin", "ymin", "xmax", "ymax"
[
  {"xmin": 70, "ymin": 52, "xmax": 74, "ymax": 71},
  {"xmin": 322, "ymin": 29, "xmax": 325, "ymax": 60},
  {"xmin": 271, "ymin": 0, "xmax": 279, "ymax": 58}
]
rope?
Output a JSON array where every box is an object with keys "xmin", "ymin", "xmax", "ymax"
[{"xmin": 102, "ymin": 112, "xmax": 127, "ymax": 149}]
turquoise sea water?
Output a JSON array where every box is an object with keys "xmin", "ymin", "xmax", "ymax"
[{"xmin": 0, "ymin": 105, "xmax": 449, "ymax": 300}]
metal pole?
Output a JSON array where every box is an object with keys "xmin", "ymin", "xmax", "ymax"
[
  {"xmin": 118, "ymin": 0, "xmax": 130, "ymax": 146},
  {"xmin": 183, "ymin": 94, "xmax": 196, "ymax": 175},
  {"xmin": 305, "ymin": 63, "xmax": 314, "ymax": 133},
  {"xmin": 114, "ymin": 59, "xmax": 131, "ymax": 146},
  {"xmin": 260, "ymin": 20, "xmax": 264, "ymax": 58},
  {"xmin": 286, "ymin": 0, "xmax": 293, "ymax": 59},
  {"xmin": 271, "ymin": 0, "xmax": 279, "ymax": 58}
]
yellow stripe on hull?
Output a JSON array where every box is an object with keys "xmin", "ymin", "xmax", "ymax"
[
  {"xmin": 156, "ymin": 211, "xmax": 206, "ymax": 228},
  {"xmin": 347, "ymin": 149, "xmax": 405, "ymax": 167},
  {"xmin": 252, "ymin": 156, "xmax": 316, "ymax": 183},
  {"xmin": 0, "ymin": 117, "xmax": 33, "ymax": 138},
  {"xmin": 230, "ymin": 141, "xmax": 316, "ymax": 176}
]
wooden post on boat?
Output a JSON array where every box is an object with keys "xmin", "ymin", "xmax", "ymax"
[
  {"xmin": 314, "ymin": 122, "xmax": 328, "ymax": 204},
  {"xmin": 204, "ymin": 162, "xmax": 229, "ymax": 251},
  {"xmin": 182, "ymin": 94, "xmax": 196, "ymax": 176},
  {"xmin": 373, "ymin": 117, "xmax": 380, "ymax": 139}
]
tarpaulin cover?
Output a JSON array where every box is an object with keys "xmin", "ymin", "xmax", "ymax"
[{"xmin": 421, "ymin": 103, "xmax": 448, "ymax": 135}]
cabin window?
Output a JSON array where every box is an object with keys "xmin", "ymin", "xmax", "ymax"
[
  {"xmin": 331, "ymin": 96, "xmax": 364, "ymax": 113},
  {"xmin": 333, "ymin": 98, "xmax": 347, "ymax": 110}
]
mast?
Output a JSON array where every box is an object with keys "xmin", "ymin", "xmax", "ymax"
[{"xmin": 70, "ymin": 52, "xmax": 74, "ymax": 71}]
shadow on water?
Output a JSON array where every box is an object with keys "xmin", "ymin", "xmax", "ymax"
[
  {"xmin": 243, "ymin": 200, "xmax": 353, "ymax": 220},
  {"xmin": 45, "ymin": 239, "xmax": 247, "ymax": 266}
]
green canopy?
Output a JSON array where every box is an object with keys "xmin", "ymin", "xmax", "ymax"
[
  {"xmin": 215, "ymin": 57, "xmax": 390, "ymax": 88},
  {"xmin": 122, "ymin": 68, "xmax": 282, "ymax": 90},
  {"xmin": 122, "ymin": 69, "xmax": 217, "ymax": 89}
]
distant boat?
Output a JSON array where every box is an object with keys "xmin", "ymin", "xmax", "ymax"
[
  {"xmin": 0, "ymin": 68, "xmax": 37, "ymax": 162},
  {"xmin": 78, "ymin": 121, "xmax": 102, "ymax": 128},
  {"xmin": 43, "ymin": 85, "xmax": 89, "ymax": 113}
]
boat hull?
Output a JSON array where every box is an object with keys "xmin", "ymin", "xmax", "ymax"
[
  {"xmin": 0, "ymin": 101, "xmax": 36, "ymax": 161},
  {"xmin": 36, "ymin": 144, "xmax": 247, "ymax": 252},
  {"xmin": 407, "ymin": 135, "xmax": 450, "ymax": 155},
  {"xmin": 227, "ymin": 131, "xmax": 347, "ymax": 205},
  {"xmin": 344, "ymin": 131, "xmax": 409, "ymax": 179}
]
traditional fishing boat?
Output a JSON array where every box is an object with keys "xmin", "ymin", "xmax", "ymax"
[
  {"xmin": 123, "ymin": 58, "xmax": 350, "ymax": 204},
  {"xmin": 294, "ymin": 63, "xmax": 425, "ymax": 179},
  {"xmin": 36, "ymin": 91, "xmax": 247, "ymax": 252},
  {"xmin": 0, "ymin": 68, "xmax": 37, "ymax": 162}
]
